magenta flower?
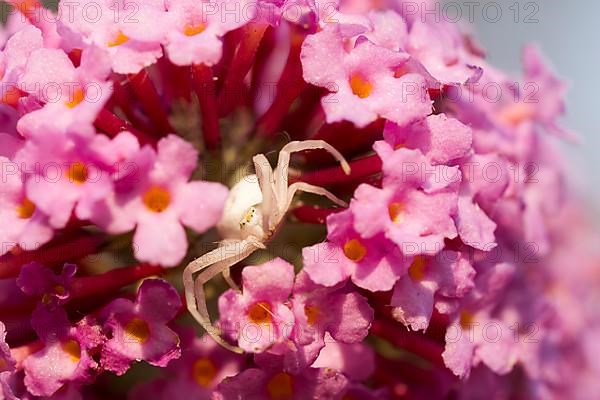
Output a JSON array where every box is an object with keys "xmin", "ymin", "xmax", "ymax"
[
  {"xmin": 90, "ymin": 134, "xmax": 228, "ymax": 267},
  {"xmin": 23, "ymin": 309, "xmax": 104, "ymax": 397},
  {"xmin": 303, "ymin": 209, "xmax": 409, "ymax": 292},
  {"xmin": 301, "ymin": 26, "xmax": 432, "ymax": 128},
  {"xmin": 0, "ymin": 156, "xmax": 53, "ymax": 255},
  {"xmin": 57, "ymin": 0, "xmax": 168, "ymax": 74},
  {"xmin": 0, "ymin": 322, "xmax": 17, "ymax": 400},
  {"xmin": 390, "ymin": 250, "xmax": 475, "ymax": 331},
  {"xmin": 17, "ymin": 262, "xmax": 77, "ymax": 307},
  {"xmin": 99, "ymin": 279, "xmax": 182, "ymax": 375},
  {"xmin": 218, "ymin": 258, "xmax": 295, "ymax": 353},
  {"xmin": 213, "ymin": 359, "xmax": 348, "ymax": 400},
  {"xmin": 130, "ymin": 328, "xmax": 243, "ymax": 400}
]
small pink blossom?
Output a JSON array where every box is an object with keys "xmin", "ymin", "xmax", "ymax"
[
  {"xmin": 99, "ymin": 279, "xmax": 182, "ymax": 375},
  {"xmin": 218, "ymin": 258, "xmax": 295, "ymax": 353}
]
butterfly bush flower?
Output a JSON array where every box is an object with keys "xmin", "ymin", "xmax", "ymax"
[
  {"xmin": 90, "ymin": 134, "xmax": 228, "ymax": 267},
  {"xmin": 57, "ymin": 0, "xmax": 169, "ymax": 74},
  {"xmin": 351, "ymin": 142, "xmax": 460, "ymax": 256},
  {"xmin": 23, "ymin": 308, "xmax": 104, "ymax": 397},
  {"xmin": 16, "ymin": 46, "xmax": 113, "ymax": 135},
  {"xmin": 164, "ymin": 0, "xmax": 255, "ymax": 66},
  {"xmin": 0, "ymin": 0, "xmax": 595, "ymax": 398},
  {"xmin": 0, "ymin": 157, "xmax": 53, "ymax": 255},
  {"xmin": 218, "ymin": 258, "xmax": 295, "ymax": 353},
  {"xmin": 17, "ymin": 262, "xmax": 77, "ymax": 308},
  {"xmin": 130, "ymin": 329, "xmax": 243, "ymax": 400},
  {"xmin": 99, "ymin": 279, "xmax": 182, "ymax": 375},
  {"xmin": 0, "ymin": 322, "xmax": 17, "ymax": 400},
  {"xmin": 303, "ymin": 209, "xmax": 409, "ymax": 292},
  {"xmin": 301, "ymin": 26, "xmax": 432, "ymax": 128}
]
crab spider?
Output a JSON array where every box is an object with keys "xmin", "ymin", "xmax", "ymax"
[{"xmin": 183, "ymin": 140, "xmax": 351, "ymax": 352}]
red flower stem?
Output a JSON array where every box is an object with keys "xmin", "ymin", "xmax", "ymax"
[
  {"xmin": 110, "ymin": 76, "xmax": 155, "ymax": 133},
  {"xmin": 371, "ymin": 318, "xmax": 445, "ymax": 368},
  {"xmin": 0, "ymin": 235, "xmax": 103, "ymax": 280},
  {"xmin": 256, "ymin": 33, "xmax": 306, "ymax": 138},
  {"xmin": 295, "ymin": 154, "xmax": 382, "ymax": 187},
  {"xmin": 280, "ymin": 86, "xmax": 326, "ymax": 139},
  {"xmin": 218, "ymin": 23, "xmax": 270, "ymax": 116},
  {"xmin": 291, "ymin": 206, "xmax": 341, "ymax": 224},
  {"xmin": 306, "ymin": 119, "xmax": 385, "ymax": 166},
  {"xmin": 127, "ymin": 69, "xmax": 173, "ymax": 136},
  {"xmin": 191, "ymin": 64, "xmax": 221, "ymax": 150},
  {"xmin": 159, "ymin": 58, "xmax": 192, "ymax": 102},
  {"xmin": 70, "ymin": 263, "xmax": 165, "ymax": 300},
  {"xmin": 94, "ymin": 108, "xmax": 156, "ymax": 145}
]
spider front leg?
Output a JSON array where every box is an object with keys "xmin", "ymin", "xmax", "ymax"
[
  {"xmin": 183, "ymin": 238, "xmax": 262, "ymax": 352},
  {"xmin": 275, "ymin": 140, "xmax": 351, "ymax": 204},
  {"xmin": 284, "ymin": 181, "xmax": 348, "ymax": 212}
]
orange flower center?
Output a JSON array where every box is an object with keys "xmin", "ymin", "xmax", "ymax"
[
  {"xmin": 108, "ymin": 31, "xmax": 130, "ymax": 47},
  {"xmin": 408, "ymin": 256, "xmax": 427, "ymax": 281},
  {"xmin": 192, "ymin": 358, "xmax": 217, "ymax": 387},
  {"xmin": 349, "ymin": 73, "xmax": 373, "ymax": 99},
  {"xmin": 184, "ymin": 23, "xmax": 206, "ymax": 36},
  {"xmin": 248, "ymin": 302, "xmax": 272, "ymax": 324},
  {"xmin": 343, "ymin": 239, "xmax": 367, "ymax": 262},
  {"xmin": 67, "ymin": 162, "xmax": 88, "ymax": 185},
  {"xmin": 459, "ymin": 312, "xmax": 475, "ymax": 329},
  {"xmin": 143, "ymin": 186, "xmax": 171, "ymax": 213},
  {"xmin": 65, "ymin": 87, "xmax": 85, "ymax": 108},
  {"xmin": 266, "ymin": 372, "xmax": 294, "ymax": 400},
  {"xmin": 125, "ymin": 317, "xmax": 151, "ymax": 343},
  {"xmin": 16, "ymin": 198, "xmax": 36, "ymax": 219},
  {"xmin": 61, "ymin": 339, "xmax": 81, "ymax": 363},
  {"xmin": 304, "ymin": 305, "xmax": 320, "ymax": 326},
  {"xmin": 388, "ymin": 202, "xmax": 405, "ymax": 224},
  {"xmin": 0, "ymin": 357, "xmax": 8, "ymax": 372}
]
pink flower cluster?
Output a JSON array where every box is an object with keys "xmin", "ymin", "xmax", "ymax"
[{"xmin": 0, "ymin": 0, "xmax": 597, "ymax": 399}]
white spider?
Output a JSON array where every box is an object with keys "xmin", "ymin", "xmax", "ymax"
[{"xmin": 183, "ymin": 140, "xmax": 351, "ymax": 352}]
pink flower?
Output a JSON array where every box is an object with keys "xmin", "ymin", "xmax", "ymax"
[
  {"xmin": 291, "ymin": 271, "xmax": 373, "ymax": 352},
  {"xmin": 99, "ymin": 279, "xmax": 182, "ymax": 375},
  {"xmin": 130, "ymin": 328, "xmax": 243, "ymax": 400},
  {"xmin": 14, "ymin": 127, "xmax": 117, "ymax": 229},
  {"xmin": 0, "ymin": 156, "xmax": 53, "ymax": 255},
  {"xmin": 164, "ymin": 0, "xmax": 255, "ymax": 66},
  {"xmin": 0, "ymin": 25, "xmax": 43, "ymax": 106},
  {"xmin": 390, "ymin": 250, "xmax": 475, "ymax": 331},
  {"xmin": 0, "ymin": 321, "xmax": 17, "ymax": 400},
  {"xmin": 442, "ymin": 261, "xmax": 518, "ymax": 379},
  {"xmin": 218, "ymin": 258, "xmax": 295, "ymax": 353},
  {"xmin": 213, "ymin": 358, "xmax": 348, "ymax": 400},
  {"xmin": 301, "ymin": 26, "xmax": 432, "ymax": 128},
  {"xmin": 383, "ymin": 113, "xmax": 473, "ymax": 166},
  {"xmin": 57, "ymin": 0, "xmax": 169, "ymax": 74},
  {"xmin": 16, "ymin": 46, "xmax": 113, "ymax": 135},
  {"xmin": 90, "ymin": 134, "xmax": 228, "ymax": 267},
  {"xmin": 23, "ymin": 308, "xmax": 104, "ymax": 397},
  {"xmin": 350, "ymin": 142, "xmax": 460, "ymax": 256},
  {"xmin": 303, "ymin": 209, "xmax": 408, "ymax": 292},
  {"xmin": 17, "ymin": 262, "xmax": 77, "ymax": 308}
]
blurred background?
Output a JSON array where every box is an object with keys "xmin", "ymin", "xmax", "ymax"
[{"xmin": 442, "ymin": 0, "xmax": 600, "ymax": 219}]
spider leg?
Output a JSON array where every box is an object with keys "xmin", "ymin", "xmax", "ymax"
[
  {"xmin": 253, "ymin": 153, "xmax": 278, "ymax": 232},
  {"xmin": 285, "ymin": 182, "xmax": 348, "ymax": 211},
  {"xmin": 222, "ymin": 267, "xmax": 240, "ymax": 292},
  {"xmin": 183, "ymin": 239, "xmax": 261, "ymax": 352},
  {"xmin": 275, "ymin": 140, "xmax": 351, "ymax": 211}
]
